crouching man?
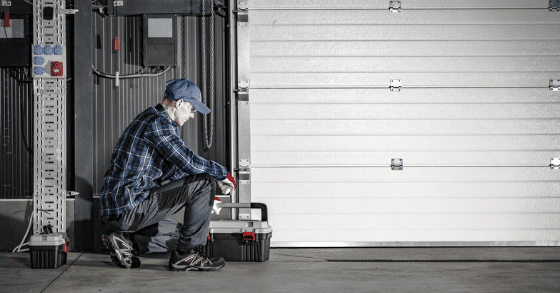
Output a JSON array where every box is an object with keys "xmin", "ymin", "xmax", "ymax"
[{"xmin": 100, "ymin": 79, "xmax": 236, "ymax": 271}]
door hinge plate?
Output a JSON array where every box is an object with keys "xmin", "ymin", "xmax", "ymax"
[
  {"xmin": 549, "ymin": 0, "xmax": 560, "ymax": 11},
  {"xmin": 390, "ymin": 79, "xmax": 401, "ymax": 92},
  {"xmin": 551, "ymin": 158, "xmax": 560, "ymax": 169},
  {"xmin": 549, "ymin": 79, "xmax": 560, "ymax": 91},
  {"xmin": 389, "ymin": 1, "xmax": 401, "ymax": 12},
  {"xmin": 391, "ymin": 158, "xmax": 403, "ymax": 170}
]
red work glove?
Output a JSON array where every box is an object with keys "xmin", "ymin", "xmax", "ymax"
[{"xmin": 217, "ymin": 173, "xmax": 237, "ymax": 195}]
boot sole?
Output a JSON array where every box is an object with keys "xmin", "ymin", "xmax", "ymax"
[
  {"xmin": 169, "ymin": 263, "xmax": 224, "ymax": 271},
  {"xmin": 101, "ymin": 234, "xmax": 138, "ymax": 269}
]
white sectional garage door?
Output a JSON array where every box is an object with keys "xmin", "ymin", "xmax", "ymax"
[{"xmin": 243, "ymin": 0, "xmax": 560, "ymax": 246}]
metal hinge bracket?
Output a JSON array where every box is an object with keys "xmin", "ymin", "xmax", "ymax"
[
  {"xmin": 391, "ymin": 158, "xmax": 403, "ymax": 171},
  {"xmin": 237, "ymin": 81, "xmax": 249, "ymax": 102},
  {"xmin": 238, "ymin": 1, "xmax": 248, "ymax": 11},
  {"xmin": 549, "ymin": 0, "xmax": 560, "ymax": 11},
  {"xmin": 390, "ymin": 79, "xmax": 401, "ymax": 92},
  {"xmin": 114, "ymin": 0, "xmax": 123, "ymax": 7},
  {"xmin": 549, "ymin": 79, "xmax": 560, "ymax": 91},
  {"xmin": 389, "ymin": 1, "xmax": 401, "ymax": 12},
  {"xmin": 238, "ymin": 80, "xmax": 249, "ymax": 91},
  {"xmin": 551, "ymin": 158, "xmax": 560, "ymax": 169},
  {"xmin": 239, "ymin": 159, "xmax": 250, "ymax": 170},
  {"xmin": 239, "ymin": 159, "xmax": 251, "ymax": 184}
]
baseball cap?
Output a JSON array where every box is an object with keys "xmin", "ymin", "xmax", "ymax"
[{"xmin": 164, "ymin": 79, "xmax": 211, "ymax": 114}]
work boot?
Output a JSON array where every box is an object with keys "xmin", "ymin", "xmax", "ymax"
[
  {"xmin": 102, "ymin": 232, "xmax": 141, "ymax": 269},
  {"xmin": 168, "ymin": 247, "xmax": 225, "ymax": 271}
]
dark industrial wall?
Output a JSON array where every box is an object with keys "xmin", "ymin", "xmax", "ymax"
[
  {"xmin": 92, "ymin": 12, "xmax": 230, "ymax": 196},
  {"xmin": 90, "ymin": 7, "xmax": 230, "ymax": 251},
  {"xmin": 0, "ymin": 68, "xmax": 33, "ymax": 199},
  {"xmin": 0, "ymin": 0, "xmax": 229, "ymax": 251}
]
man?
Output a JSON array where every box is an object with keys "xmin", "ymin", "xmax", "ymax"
[{"xmin": 100, "ymin": 79, "xmax": 236, "ymax": 271}]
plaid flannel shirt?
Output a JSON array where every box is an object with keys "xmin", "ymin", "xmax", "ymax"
[{"xmin": 100, "ymin": 104, "xmax": 228, "ymax": 217}]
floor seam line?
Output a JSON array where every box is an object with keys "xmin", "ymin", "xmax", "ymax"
[{"xmin": 39, "ymin": 253, "xmax": 83, "ymax": 293}]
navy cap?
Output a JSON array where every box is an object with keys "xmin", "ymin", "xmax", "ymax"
[{"xmin": 164, "ymin": 79, "xmax": 211, "ymax": 115}]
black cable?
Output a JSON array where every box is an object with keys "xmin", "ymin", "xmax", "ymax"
[
  {"xmin": 19, "ymin": 95, "xmax": 32, "ymax": 154},
  {"xmin": 6, "ymin": 67, "xmax": 32, "ymax": 83}
]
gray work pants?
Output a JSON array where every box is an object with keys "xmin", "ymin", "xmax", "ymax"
[{"xmin": 101, "ymin": 173, "xmax": 216, "ymax": 254}]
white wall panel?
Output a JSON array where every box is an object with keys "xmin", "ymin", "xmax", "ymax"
[
  {"xmin": 250, "ymin": 0, "xmax": 548, "ymax": 10},
  {"xmin": 250, "ymin": 25, "xmax": 560, "ymax": 41},
  {"xmin": 244, "ymin": 1, "xmax": 560, "ymax": 246}
]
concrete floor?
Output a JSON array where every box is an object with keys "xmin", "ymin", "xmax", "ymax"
[{"xmin": 1, "ymin": 248, "xmax": 559, "ymax": 293}]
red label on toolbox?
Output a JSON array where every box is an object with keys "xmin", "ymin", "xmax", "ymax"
[{"xmin": 242, "ymin": 232, "xmax": 255, "ymax": 241}]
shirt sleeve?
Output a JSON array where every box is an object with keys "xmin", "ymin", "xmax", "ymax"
[{"xmin": 145, "ymin": 116, "xmax": 228, "ymax": 181}]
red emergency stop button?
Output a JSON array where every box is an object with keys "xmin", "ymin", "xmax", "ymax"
[{"xmin": 51, "ymin": 61, "xmax": 63, "ymax": 76}]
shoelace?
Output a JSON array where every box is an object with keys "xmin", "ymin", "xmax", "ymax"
[{"xmin": 194, "ymin": 246, "xmax": 212, "ymax": 263}]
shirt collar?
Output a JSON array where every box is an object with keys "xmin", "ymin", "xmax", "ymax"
[{"xmin": 154, "ymin": 103, "xmax": 178, "ymax": 129}]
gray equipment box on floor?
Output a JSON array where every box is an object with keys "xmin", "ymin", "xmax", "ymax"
[
  {"xmin": 29, "ymin": 233, "xmax": 68, "ymax": 269},
  {"xmin": 203, "ymin": 203, "xmax": 272, "ymax": 262}
]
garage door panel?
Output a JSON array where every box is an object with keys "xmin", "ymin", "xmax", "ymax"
[
  {"xmin": 252, "ymin": 151, "xmax": 557, "ymax": 166},
  {"xmin": 270, "ymin": 229, "xmax": 560, "ymax": 244},
  {"xmin": 252, "ymin": 120, "xmax": 560, "ymax": 136},
  {"xmin": 251, "ymin": 0, "xmax": 547, "ymax": 10},
  {"xmin": 252, "ymin": 89, "xmax": 560, "ymax": 104},
  {"xmin": 243, "ymin": 1, "xmax": 560, "ymax": 246},
  {"xmin": 252, "ymin": 182, "xmax": 560, "ymax": 199},
  {"xmin": 252, "ymin": 136, "xmax": 559, "ymax": 152},
  {"xmin": 252, "ymin": 56, "xmax": 560, "ymax": 73},
  {"xmin": 252, "ymin": 72, "xmax": 556, "ymax": 87},
  {"xmin": 265, "ymin": 215, "xmax": 560, "ymax": 235},
  {"xmin": 251, "ymin": 168, "xmax": 557, "ymax": 183},
  {"xmin": 252, "ymin": 41, "xmax": 560, "ymax": 58},
  {"xmin": 252, "ymin": 10, "xmax": 559, "ymax": 26},
  {"xmin": 251, "ymin": 25, "xmax": 560, "ymax": 41},
  {"xmin": 251, "ymin": 104, "xmax": 559, "ymax": 120},
  {"xmin": 263, "ymin": 198, "xmax": 560, "ymax": 215}
]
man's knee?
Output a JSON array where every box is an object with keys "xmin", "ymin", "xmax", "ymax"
[{"xmin": 184, "ymin": 173, "xmax": 216, "ymax": 190}]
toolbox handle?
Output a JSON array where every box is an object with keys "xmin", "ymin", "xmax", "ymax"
[{"xmin": 218, "ymin": 203, "xmax": 268, "ymax": 222}]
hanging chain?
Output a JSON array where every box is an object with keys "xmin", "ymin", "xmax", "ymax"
[
  {"xmin": 202, "ymin": 0, "xmax": 214, "ymax": 149},
  {"xmin": 182, "ymin": 16, "xmax": 186, "ymax": 78}
]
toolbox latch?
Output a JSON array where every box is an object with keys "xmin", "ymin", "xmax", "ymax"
[{"xmin": 242, "ymin": 232, "xmax": 255, "ymax": 242}]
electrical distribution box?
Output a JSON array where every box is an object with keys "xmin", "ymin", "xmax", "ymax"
[
  {"xmin": 0, "ymin": 14, "xmax": 30, "ymax": 66},
  {"xmin": 143, "ymin": 14, "xmax": 176, "ymax": 66}
]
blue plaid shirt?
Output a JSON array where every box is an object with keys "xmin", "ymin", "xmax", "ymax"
[{"xmin": 100, "ymin": 104, "xmax": 228, "ymax": 217}]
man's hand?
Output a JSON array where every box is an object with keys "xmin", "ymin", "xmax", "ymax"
[
  {"xmin": 212, "ymin": 197, "xmax": 222, "ymax": 215},
  {"xmin": 217, "ymin": 173, "xmax": 237, "ymax": 195}
]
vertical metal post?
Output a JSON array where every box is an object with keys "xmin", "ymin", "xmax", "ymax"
[
  {"xmin": 73, "ymin": 0, "xmax": 94, "ymax": 251},
  {"xmin": 31, "ymin": 0, "xmax": 67, "ymax": 235},
  {"xmin": 236, "ymin": 0, "xmax": 250, "ymax": 219},
  {"xmin": 228, "ymin": 0, "xmax": 239, "ymax": 219}
]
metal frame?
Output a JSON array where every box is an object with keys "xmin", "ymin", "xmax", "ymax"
[
  {"xmin": 228, "ymin": 0, "xmax": 238, "ymax": 219},
  {"xmin": 235, "ymin": 0, "xmax": 251, "ymax": 219}
]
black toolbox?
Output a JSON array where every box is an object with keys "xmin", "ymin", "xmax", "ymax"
[
  {"xmin": 203, "ymin": 203, "xmax": 272, "ymax": 262},
  {"xmin": 29, "ymin": 233, "xmax": 68, "ymax": 269}
]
